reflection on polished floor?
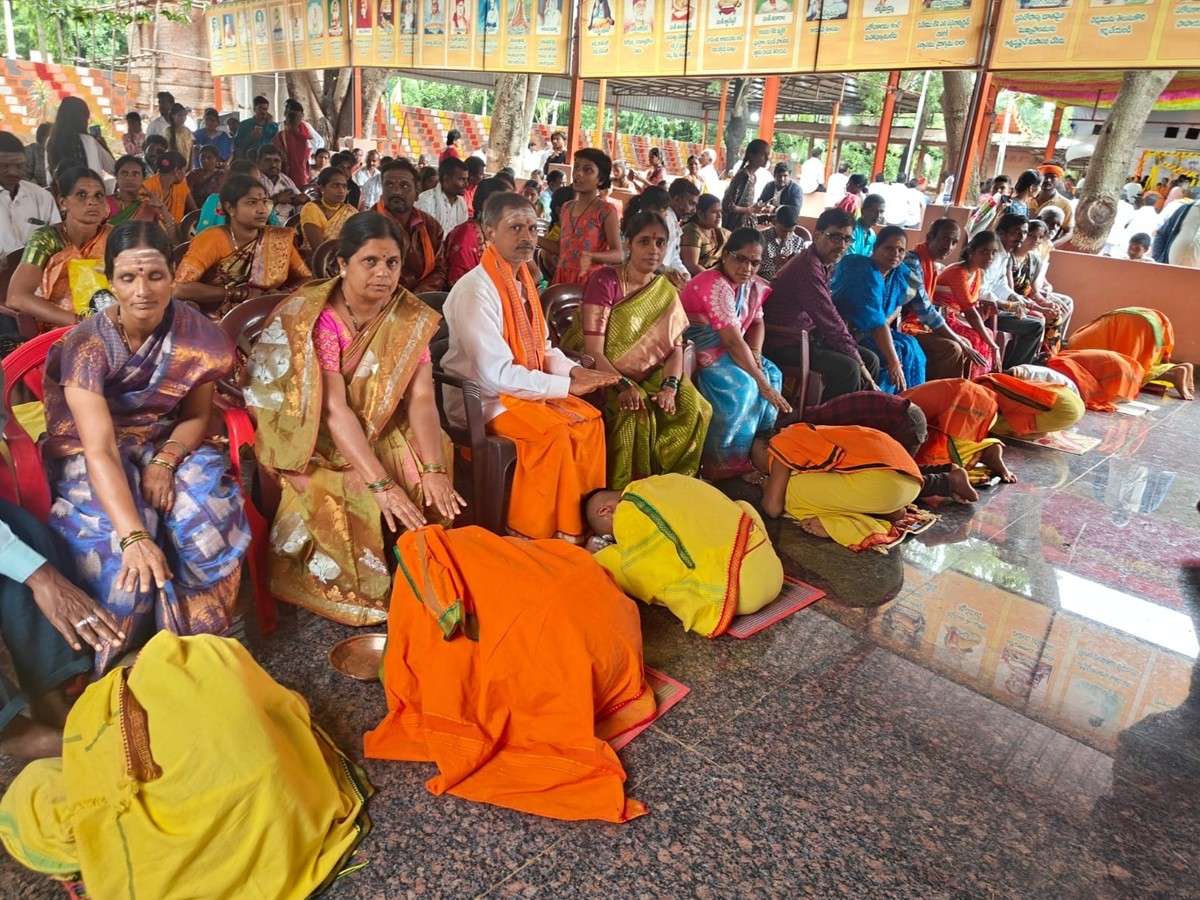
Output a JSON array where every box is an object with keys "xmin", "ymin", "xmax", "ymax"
[{"xmin": 3, "ymin": 395, "xmax": 1199, "ymax": 898}]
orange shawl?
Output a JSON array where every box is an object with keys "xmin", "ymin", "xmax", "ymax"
[
  {"xmin": 902, "ymin": 379, "xmax": 998, "ymax": 467},
  {"xmin": 375, "ymin": 200, "xmax": 435, "ymax": 282},
  {"xmin": 481, "ymin": 242, "xmax": 545, "ymax": 371},
  {"xmin": 974, "ymin": 373, "xmax": 1058, "ymax": 436},
  {"xmin": 767, "ymin": 423, "xmax": 922, "ymax": 482},
  {"xmin": 1047, "ymin": 350, "xmax": 1143, "ymax": 411},
  {"xmin": 364, "ymin": 525, "xmax": 654, "ymax": 823}
]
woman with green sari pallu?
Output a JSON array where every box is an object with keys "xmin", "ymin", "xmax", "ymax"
[
  {"xmin": 564, "ymin": 209, "xmax": 711, "ymax": 489},
  {"xmin": 105, "ymin": 155, "xmax": 182, "ymax": 243},
  {"xmin": 173, "ymin": 173, "xmax": 311, "ymax": 318},
  {"xmin": 246, "ymin": 212, "xmax": 465, "ymax": 626}
]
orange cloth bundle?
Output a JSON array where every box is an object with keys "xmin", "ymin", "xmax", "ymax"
[
  {"xmin": 364, "ymin": 525, "xmax": 655, "ymax": 823},
  {"xmin": 1047, "ymin": 349, "xmax": 1144, "ymax": 411}
]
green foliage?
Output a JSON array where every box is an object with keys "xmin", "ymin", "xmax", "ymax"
[
  {"xmin": 10, "ymin": 0, "xmax": 191, "ymax": 68},
  {"xmin": 397, "ymin": 78, "xmax": 489, "ymax": 115}
]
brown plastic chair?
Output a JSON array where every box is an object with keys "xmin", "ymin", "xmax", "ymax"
[
  {"xmin": 540, "ymin": 283, "xmax": 583, "ymax": 344},
  {"xmin": 429, "ymin": 337, "xmax": 517, "ymax": 536},
  {"xmin": 171, "ymin": 240, "xmax": 191, "ymax": 266},
  {"xmin": 311, "ymin": 239, "xmax": 342, "ymax": 279},
  {"xmin": 178, "ymin": 209, "xmax": 202, "ymax": 240},
  {"xmin": 417, "ymin": 291, "xmax": 449, "ymax": 314},
  {"xmin": 1, "ymin": 248, "xmax": 42, "ymax": 341},
  {"xmin": 216, "ymin": 292, "xmax": 291, "ymax": 404},
  {"xmin": 794, "ymin": 225, "xmax": 814, "ymax": 247},
  {"xmin": 763, "ymin": 324, "xmax": 824, "ymax": 419}
]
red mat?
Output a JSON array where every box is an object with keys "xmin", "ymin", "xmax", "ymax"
[
  {"xmin": 609, "ymin": 667, "xmax": 690, "ymax": 752},
  {"xmin": 726, "ymin": 576, "xmax": 825, "ymax": 639}
]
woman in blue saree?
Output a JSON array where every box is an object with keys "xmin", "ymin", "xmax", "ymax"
[
  {"xmin": 831, "ymin": 225, "xmax": 929, "ymax": 394},
  {"xmin": 40, "ymin": 221, "xmax": 251, "ymax": 675},
  {"xmin": 679, "ymin": 228, "xmax": 792, "ymax": 481}
]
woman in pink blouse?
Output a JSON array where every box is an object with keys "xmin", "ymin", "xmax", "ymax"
[{"xmin": 678, "ymin": 227, "xmax": 792, "ymax": 481}]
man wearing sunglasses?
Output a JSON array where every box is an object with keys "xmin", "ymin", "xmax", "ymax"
[{"xmin": 763, "ymin": 207, "xmax": 880, "ymax": 400}]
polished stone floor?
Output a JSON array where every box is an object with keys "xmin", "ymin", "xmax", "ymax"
[{"xmin": 3, "ymin": 394, "xmax": 1199, "ymax": 898}]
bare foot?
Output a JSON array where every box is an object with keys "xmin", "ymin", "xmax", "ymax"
[
  {"xmin": 798, "ymin": 517, "xmax": 830, "ymax": 539},
  {"xmin": 1162, "ymin": 363, "xmax": 1195, "ymax": 401},
  {"xmin": 741, "ymin": 469, "xmax": 768, "ymax": 486},
  {"xmin": 948, "ymin": 465, "xmax": 980, "ymax": 503},
  {"xmin": 980, "ymin": 444, "xmax": 1017, "ymax": 483},
  {"xmin": 883, "ymin": 508, "xmax": 907, "ymax": 523},
  {"xmin": 0, "ymin": 717, "xmax": 63, "ymax": 761}
]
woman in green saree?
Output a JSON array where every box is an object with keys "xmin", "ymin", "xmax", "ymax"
[
  {"xmin": 566, "ymin": 209, "xmax": 711, "ymax": 489},
  {"xmin": 245, "ymin": 211, "xmax": 464, "ymax": 626}
]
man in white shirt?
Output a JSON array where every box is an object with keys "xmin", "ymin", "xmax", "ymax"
[
  {"xmin": 881, "ymin": 175, "xmax": 911, "ymax": 226},
  {"xmin": 520, "ymin": 142, "xmax": 542, "ymax": 178},
  {"xmin": 353, "ymin": 150, "xmax": 380, "ymax": 189},
  {"xmin": 663, "ymin": 177, "xmax": 700, "ymax": 276},
  {"xmin": 697, "ymin": 148, "xmax": 723, "ymax": 196},
  {"xmin": 902, "ymin": 178, "xmax": 927, "ymax": 229},
  {"xmin": 0, "ymin": 132, "xmax": 59, "ymax": 256},
  {"xmin": 256, "ymin": 144, "xmax": 304, "ymax": 221},
  {"xmin": 798, "ymin": 147, "xmax": 825, "ymax": 195},
  {"xmin": 824, "ymin": 162, "xmax": 849, "ymax": 208},
  {"xmin": 415, "ymin": 156, "xmax": 470, "ymax": 234},
  {"xmin": 979, "ymin": 212, "xmax": 1044, "ymax": 367},
  {"xmin": 442, "ymin": 192, "xmax": 618, "ymax": 542},
  {"xmin": 145, "ymin": 92, "xmax": 196, "ymax": 137}
]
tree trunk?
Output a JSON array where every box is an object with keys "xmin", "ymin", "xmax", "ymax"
[
  {"xmin": 723, "ymin": 78, "xmax": 751, "ymax": 177},
  {"xmin": 1071, "ymin": 69, "xmax": 1176, "ymax": 253},
  {"xmin": 941, "ymin": 70, "xmax": 976, "ymax": 202},
  {"xmin": 523, "ymin": 74, "xmax": 542, "ymax": 145},
  {"xmin": 488, "ymin": 72, "xmax": 531, "ymax": 172},
  {"xmin": 360, "ymin": 69, "xmax": 390, "ymax": 143}
]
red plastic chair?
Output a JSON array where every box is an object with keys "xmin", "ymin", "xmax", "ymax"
[
  {"xmin": 0, "ymin": 327, "xmax": 69, "ymax": 520},
  {"xmin": 1, "ymin": 326, "xmax": 277, "ymax": 633}
]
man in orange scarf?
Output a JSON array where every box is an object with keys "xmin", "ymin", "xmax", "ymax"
[
  {"xmin": 441, "ymin": 192, "xmax": 618, "ymax": 542},
  {"xmin": 375, "ymin": 159, "xmax": 448, "ymax": 293}
]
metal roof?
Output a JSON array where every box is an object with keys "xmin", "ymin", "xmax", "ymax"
[{"xmin": 392, "ymin": 70, "xmax": 920, "ymax": 124}]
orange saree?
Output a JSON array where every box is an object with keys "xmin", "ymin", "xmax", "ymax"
[
  {"xmin": 364, "ymin": 525, "xmax": 654, "ymax": 823},
  {"xmin": 903, "ymin": 379, "xmax": 1000, "ymax": 466},
  {"xmin": 1067, "ymin": 307, "xmax": 1174, "ymax": 379},
  {"xmin": 481, "ymin": 245, "xmax": 606, "ymax": 542},
  {"xmin": 1047, "ymin": 349, "xmax": 1144, "ymax": 411},
  {"xmin": 974, "ymin": 373, "xmax": 1061, "ymax": 436}
]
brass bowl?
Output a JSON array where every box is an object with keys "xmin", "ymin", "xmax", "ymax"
[{"xmin": 328, "ymin": 633, "xmax": 387, "ymax": 681}]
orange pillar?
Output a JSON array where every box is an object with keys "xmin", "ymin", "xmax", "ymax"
[
  {"xmin": 567, "ymin": 74, "xmax": 584, "ymax": 160},
  {"xmin": 1044, "ymin": 104, "xmax": 1064, "ymax": 162},
  {"xmin": 610, "ymin": 94, "xmax": 620, "ymax": 158},
  {"xmin": 714, "ymin": 80, "xmax": 729, "ymax": 173},
  {"xmin": 825, "ymin": 99, "xmax": 840, "ymax": 181},
  {"xmin": 758, "ymin": 76, "xmax": 780, "ymax": 144},
  {"xmin": 352, "ymin": 67, "xmax": 363, "ymax": 139},
  {"xmin": 871, "ymin": 70, "xmax": 900, "ymax": 178},
  {"xmin": 595, "ymin": 78, "xmax": 606, "ymax": 155},
  {"xmin": 213, "ymin": 77, "xmax": 224, "ymax": 112},
  {"xmin": 952, "ymin": 73, "xmax": 995, "ymax": 206}
]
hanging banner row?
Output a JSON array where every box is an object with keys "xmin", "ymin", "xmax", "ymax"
[
  {"xmin": 208, "ymin": 0, "xmax": 1200, "ymax": 77},
  {"xmin": 206, "ymin": 0, "xmax": 570, "ymax": 74},
  {"xmin": 991, "ymin": 0, "xmax": 1200, "ymax": 70}
]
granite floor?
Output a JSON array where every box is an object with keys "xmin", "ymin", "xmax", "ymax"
[{"xmin": 3, "ymin": 393, "xmax": 1200, "ymax": 898}]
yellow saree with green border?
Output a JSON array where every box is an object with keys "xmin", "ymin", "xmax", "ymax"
[{"xmin": 563, "ymin": 273, "xmax": 711, "ymax": 490}]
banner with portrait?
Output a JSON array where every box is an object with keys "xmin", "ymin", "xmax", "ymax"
[
  {"xmin": 208, "ymin": 0, "xmax": 567, "ymax": 73},
  {"xmin": 992, "ymin": 0, "xmax": 1200, "ymax": 70}
]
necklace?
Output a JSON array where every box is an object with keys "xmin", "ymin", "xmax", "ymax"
[
  {"xmin": 115, "ymin": 304, "xmax": 133, "ymax": 353},
  {"xmin": 569, "ymin": 195, "xmax": 600, "ymax": 240},
  {"xmin": 343, "ymin": 299, "xmax": 363, "ymax": 332}
]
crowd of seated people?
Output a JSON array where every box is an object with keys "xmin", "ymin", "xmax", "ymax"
[{"xmin": 0, "ymin": 126, "xmax": 1196, "ymax": 887}]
